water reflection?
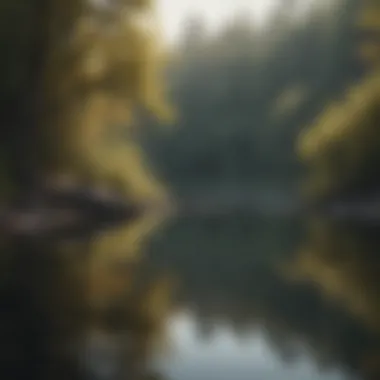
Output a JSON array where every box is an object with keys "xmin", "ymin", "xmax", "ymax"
[
  {"xmin": 145, "ymin": 214, "xmax": 380, "ymax": 380},
  {"xmin": 0, "ymin": 210, "xmax": 174, "ymax": 380},
  {"xmin": 159, "ymin": 311, "xmax": 346, "ymax": 380},
  {"xmin": 2, "ymin": 211, "xmax": 380, "ymax": 380}
]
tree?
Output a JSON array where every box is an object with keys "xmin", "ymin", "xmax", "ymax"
[
  {"xmin": 0, "ymin": 1, "xmax": 173, "ymax": 379},
  {"xmin": 179, "ymin": 13, "xmax": 208, "ymax": 53},
  {"xmin": 140, "ymin": 4, "xmax": 358, "ymax": 196},
  {"xmin": 0, "ymin": 0, "xmax": 174, "ymax": 204}
]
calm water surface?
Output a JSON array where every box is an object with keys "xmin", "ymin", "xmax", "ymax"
[
  {"xmin": 157, "ymin": 310, "xmax": 347, "ymax": 380},
  {"xmin": 143, "ymin": 214, "xmax": 380, "ymax": 380},
  {"xmin": 3, "ymin": 212, "xmax": 379, "ymax": 380}
]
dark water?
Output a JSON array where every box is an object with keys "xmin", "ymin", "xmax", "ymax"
[
  {"xmin": 2, "ymin": 212, "xmax": 380, "ymax": 380},
  {"xmin": 143, "ymin": 215, "xmax": 380, "ymax": 380}
]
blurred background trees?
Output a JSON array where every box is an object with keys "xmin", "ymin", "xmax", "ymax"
[
  {"xmin": 1, "ymin": 0, "xmax": 380, "ymax": 379},
  {"xmin": 0, "ymin": 0, "xmax": 173, "ymax": 204},
  {"xmin": 138, "ymin": 0, "xmax": 363, "ymax": 202},
  {"xmin": 0, "ymin": 1, "xmax": 174, "ymax": 379},
  {"xmin": 295, "ymin": 0, "xmax": 380, "ymax": 203}
]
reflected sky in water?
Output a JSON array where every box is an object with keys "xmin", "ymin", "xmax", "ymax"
[
  {"xmin": 143, "ymin": 214, "xmax": 380, "ymax": 380},
  {"xmin": 158, "ymin": 311, "xmax": 347, "ymax": 380},
  {"xmin": 2, "ymin": 212, "xmax": 380, "ymax": 380}
]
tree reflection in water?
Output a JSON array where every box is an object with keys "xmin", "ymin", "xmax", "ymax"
[
  {"xmin": 287, "ymin": 218, "xmax": 380, "ymax": 379},
  {"xmin": 0, "ymin": 210, "xmax": 174, "ymax": 380},
  {"xmin": 144, "ymin": 214, "xmax": 380, "ymax": 380},
  {"xmin": 3, "ymin": 208, "xmax": 380, "ymax": 380}
]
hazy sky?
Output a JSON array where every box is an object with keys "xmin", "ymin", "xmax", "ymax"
[{"xmin": 156, "ymin": 0, "xmax": 282, "ymax": 44}]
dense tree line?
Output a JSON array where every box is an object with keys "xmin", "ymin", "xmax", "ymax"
[
  {"xmin": 139, "ymin": 0, "xmax": 361, "ymax": 197},
  {"xmin": 0, "ymin": 0, "xmax": 173, "ymax": 204}
]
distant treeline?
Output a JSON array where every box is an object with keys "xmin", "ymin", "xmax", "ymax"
[{"xmin": 140, "ymin": 0, "xmax": 365, "ymax": 199}]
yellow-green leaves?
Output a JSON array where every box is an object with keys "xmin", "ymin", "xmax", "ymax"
[
  {"xmin": 297, "ymin": 70, "xmax": 380, "ymax": 198},
  {"xmin": 36, "ymin": 0, "xmax": 173, "ymax": 200}
]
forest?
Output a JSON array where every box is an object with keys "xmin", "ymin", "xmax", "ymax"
[
  {"xmin": 139, "ymin": 0, "xmax": 380, "ymax": 210},
  {"xmin": 139, "ymin": 0, "xmax": 357, "ymax": 195},
  {"xmin": 0, "ymin": 0, "xmax": 380, "ymax": 380},
  {"xmin": 0, "ymin": 1, "xmax": 175, "ymax": 379}
]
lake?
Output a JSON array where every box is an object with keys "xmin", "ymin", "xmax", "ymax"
[
  {"xmin": 140, "ymin": 214, "xmax": 380, "ymax": 380},
  {"xmin": 2, "ymin": 212, "xmax": 380, "ymax": 380}
]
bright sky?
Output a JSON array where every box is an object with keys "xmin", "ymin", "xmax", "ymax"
[{"xmin": 156, "ymin": 0, "xmax": 283, "ymax": 44}]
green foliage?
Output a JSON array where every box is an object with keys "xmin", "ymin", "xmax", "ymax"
[
  {"xmin": 0, "ymin": 0, "xmax": 173, "ymax": 202},
  {"xmin": 296, "ymin": 0, "xmax": 380, "ymax": 201},
  {"xmin": 297, "ymin": 70, "xmax": 380, "ymax": 199},
  {"xmin": 0, "ymin": 1, "xmax": 174, "ymax": 378},
  {"xmin": 139, "ymin": 3, "xmax": 359, "ymax": 196}
]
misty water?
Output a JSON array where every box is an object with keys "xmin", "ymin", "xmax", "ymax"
[
  {"xmin": 138, "ymin": 214, "xmax": 380, "ymax": 380},
  {"xmin": 157, "ymin": 310, "xmax": 346, "ymax": 380},
  {"xmin": 3, "ymin": 212, "xmax": 380, "ymax": 380}
]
